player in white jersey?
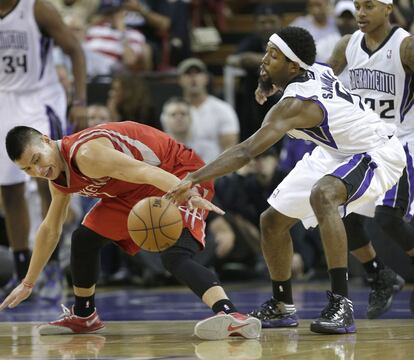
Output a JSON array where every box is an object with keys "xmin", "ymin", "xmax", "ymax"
[
  {"xmin": 166, "ymin": 27, "xmax": 405, "ymax": 335},
  {"xmin": 328, "ymin": 0, "xmax": 414, "ymax": 318},
  {"xmin": 0, "ymin": 0, "xmax": 86, "ymax": 300}
]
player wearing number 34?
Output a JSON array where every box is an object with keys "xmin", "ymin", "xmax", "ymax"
[
  {"xmin": 166, "ymin": 27, "xmax": 405, "ymax": 335},
  {"xmin": 0, "ymin": 121, "xmax": 263, "ymax": 341}
]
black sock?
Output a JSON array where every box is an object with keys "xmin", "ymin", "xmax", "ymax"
[
  {"xmin": 74, "ymin": 295, "xmax": 95, "ymax": 317},
  {"xmin": 13, "ymin": 250, "xmax": 31, "ymax": 280},
  {"xmin": 272, "ymin": 279, "xmax": 293, "ymax": 304},
  {"xmin": 363, "ymin": 256, "xmax": 385, "ymax": 275},
  {"xmin": 329, "ymin": 268, "xmax": 348, "ymax": 298},
  {"xmin": 212, "ymin": 299, "xmax": 237, "ymax": 314}
]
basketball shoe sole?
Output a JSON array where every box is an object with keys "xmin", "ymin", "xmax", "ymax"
[{"xmin": 194, "ymin": 313, "xmax": 261, "ymax": 340}]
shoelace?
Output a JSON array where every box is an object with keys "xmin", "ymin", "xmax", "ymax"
[
  {"xmin": 321, "ymin": 292, "xmax": 342, "ymax": 319},
  {"xmin": 58, "ymin": 304, "xmax": 74, "ymax": 320},
  {"xmin": 369, "ymin": 276, "xmax": 393, "ymax": 302},
  {"xmin": 251, "ymin": 298, "xmax": 279, "ymax": 317}
]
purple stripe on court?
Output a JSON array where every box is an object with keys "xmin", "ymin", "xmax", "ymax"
[
  {"xmin": 404, "ymin": 144, "xmax": 414, "ymax": 220},
  {"xmin": 331, "ymin": 153, "xmax": 364, "ymax": 178}
]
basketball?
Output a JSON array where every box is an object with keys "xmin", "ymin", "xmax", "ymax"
[{"xmin": 127, "ymin": 196, "xmax": 183, "ymax": 252}]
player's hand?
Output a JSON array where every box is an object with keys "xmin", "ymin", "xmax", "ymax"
[
  {"xmin": 69, "ymin": 105, "xmax": 88, "ymax": 132},
  {"xmin": 188, "ymin": 196, "xmax": 225, "ymax": 215},
  {"xmin": 255, "ymin": 84, "xmax": 278, "ymax": 105},
  {"xmin": 0, "ymin": 283, "xmax": 32, "ymax": 311},
  {"xmin": 165, "ymin": 176, "xmax": 194, "ymax": 204}
]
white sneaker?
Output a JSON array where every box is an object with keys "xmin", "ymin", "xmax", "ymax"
[{"xmin": 194, "ymin": 312, "xmax": 261, "ymax": 340}]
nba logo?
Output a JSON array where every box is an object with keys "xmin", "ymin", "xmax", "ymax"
[{"xmin": 387, "ymin": 50, "xmax": 392, "ymax": 59}]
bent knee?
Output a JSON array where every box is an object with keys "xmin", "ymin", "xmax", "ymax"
[
  {"xmin": 260, "ymin": 207, "xmax": 293, "ymax": 236},
  {"xmin": 310, "ymin": 177, "xmax": 346, "ymax": 212}
]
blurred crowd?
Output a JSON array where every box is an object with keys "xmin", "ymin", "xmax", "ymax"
[{"xmin": 1, "ymin": 0, "xmax": 414, "ymax": 297}]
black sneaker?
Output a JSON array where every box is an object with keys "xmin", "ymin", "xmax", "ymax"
[
  {"xmin": 310, "ymin": 291, "xmax": 356, "ymax": 334},
  {"xmin": 366, "ymin": 268, "xmax": 405, "ymax": 319},
  {"xmin": 249, "ymin": 298, "xmax": 298, "ymax": 328}
]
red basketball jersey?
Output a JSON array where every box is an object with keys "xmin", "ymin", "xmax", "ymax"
[{"xmin": 52, "ymin": 121, "xmax": 214, "ymax": 254}]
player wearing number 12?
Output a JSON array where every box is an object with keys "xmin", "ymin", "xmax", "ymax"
[{"xmin": 166, "ymin": 26, "xmax": 405, "ymax": 334}]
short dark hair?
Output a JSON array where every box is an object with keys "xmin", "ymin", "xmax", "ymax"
[
  {"xmin": 278, "ymin": 26, "xmax": 316, "ymax": 67},
  {"xmin": 163, "ymin": 97, "xmax": 190, "ymax": 109},
  {"xmin": 6, "ymin": 126, "xmax": 42, "ymax": 161}
]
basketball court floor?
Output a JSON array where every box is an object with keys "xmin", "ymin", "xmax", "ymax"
[{"xmin": 0, "ymin": 283, "xmax": 413, "ymax": 359}]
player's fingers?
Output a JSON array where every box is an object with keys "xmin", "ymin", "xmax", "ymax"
[
  {"xmin": 209, "ymin": 203, "xmax": 225, "ymax": 215},
  {"xmin": 0, "ymin": 295, "xmax": 14, "ymax": 311},
  {"xmin": 8, "ymin": 297, "xmax": 22, "ymax": 309}
]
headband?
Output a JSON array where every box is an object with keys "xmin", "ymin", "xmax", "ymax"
[
  {"xmin": 376, "ymin": 0, "xmax": 393, "ymax": 4},
  {"xmin": 269, "ymin": 34, "xmax": 310, "ymax": 70}
]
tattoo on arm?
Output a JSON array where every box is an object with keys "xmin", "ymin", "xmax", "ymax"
[{"xmin": 401, "ymin": 36, "xmax": 414, "ymax": 74}]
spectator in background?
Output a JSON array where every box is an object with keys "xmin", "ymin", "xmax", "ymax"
[
  {"xmin": 106, "ymin": 73, "xmax": 158, "ymax": 128},
  {"xmin": 87, "ymin": 104, "xmax": 112, "ymax": 127},
  {"xmin": 290, "ymin": 0, "xmax": 338, "ymax": 44},
  {"xmin": 227, "ymin": 4, "xmax": 283, "ymax": 141},
  {"xmin": 178, "ymin": 58, "xmax": 240, "ymax": 163},
  {"xmin": 54, "ymin": 15, "xmax": 115, "ymax": 78},
  {"xmin": 85, "ymin": 0, "xmax": 151, "ymax": 74},
  {"xmin": 123, "ymin": 0, "xmax": 172, "ymax": 69},
  {"xmin": 212, "ymin": 150, "xmax": 280, "ymax": 279},
  {"xmin": 168, "ymin": 0, "xmax": 192, "ymax": 66},
  {"xmin": 161, "ymin": 97, "xmax": 211, "ymax": 163},
  {"xmin": 48, "ymin": 0, "xmax": 99, "ymax": 24},
  {"xmin": 316, "ymin": 1, "xmax": 357, "ymax": 88}
]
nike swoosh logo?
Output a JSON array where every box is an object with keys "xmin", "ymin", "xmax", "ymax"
[
  {"xmin": 85, "ymin": 317, "xmax": 98, "ymax": 327},
  {"xmin": 227, "ymin": 323, "xmax": 249, "ymax": 332}
]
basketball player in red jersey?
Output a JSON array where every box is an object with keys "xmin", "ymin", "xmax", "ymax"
[{"xmin": 0, "ymin": 122, "xmax": 261, "ymax": 340}]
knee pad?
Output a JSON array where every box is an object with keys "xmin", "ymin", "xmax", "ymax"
[
  {"xmin": 71, "ymin": 225, "xmax": 108, "ymax": 288},
  {"xmin": 160, "ymin": 229, "xmax": 198, "ymax": 272},
  {"xmin": 375, "ymin": 206, "xmax": 414, "ymax": 251},
  {"xmin": 344, "ymin": 213, "xmax": 371, "ymax": 251}
]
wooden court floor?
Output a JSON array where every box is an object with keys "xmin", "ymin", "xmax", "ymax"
[{"xmin": 0, "ymin": 319, "xmax": 413, "ymax": 359}]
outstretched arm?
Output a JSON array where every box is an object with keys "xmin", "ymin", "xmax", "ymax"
[
  {"xmin": 74, "ymin": 138, "xmax": 223, "ymax": 214},
  {"xmin": 327, "ymin": 35, "xmax": 351, "ymax": 76},
  {"xmin": 166, "ymin": 97, "xmax": 323, "ymax": 201},
  {"xmin": 400, "ymin": 36, "xmax": 414, "ymax": 74},
  {"xmin": 0, "ymin": 184, "xmax": 71, "ymax": 310}
]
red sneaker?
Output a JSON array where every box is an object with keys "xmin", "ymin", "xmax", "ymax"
[
  {"xmin": 194, "ymin": 312, "xmax": 261, "ymax": 340},
  {"xmin": 38, "ymin": 305, "xmax": 105, "ymax": 335}
]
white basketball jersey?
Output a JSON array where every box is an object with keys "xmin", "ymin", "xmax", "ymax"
[
  {"xmin": 0, "ymin": 0, "xmax": 58, "ymax": 91},
  {"xmin": 283, "ymin": 63, "xmax": 395, "ymax": 155},
  {"xmin": 346, "ymin": 28, "xmax": 414, "ymax": 137}
]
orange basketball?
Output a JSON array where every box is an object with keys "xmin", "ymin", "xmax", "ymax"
[{"xmin": 127, "ymin": 196, "xmax": 183, "ymax": 252}]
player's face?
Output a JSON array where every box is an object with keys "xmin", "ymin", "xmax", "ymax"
[
  {"xmin": 15, "ymin": 137, "xmax": 63, "ymax": 180},
  {"xmin": 354, "ymin": 0, "xmax": 391, "ymax": 33},
  {"xmin": 260, "ymin": 44, "xmax": 292, "ymax": 88}
]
